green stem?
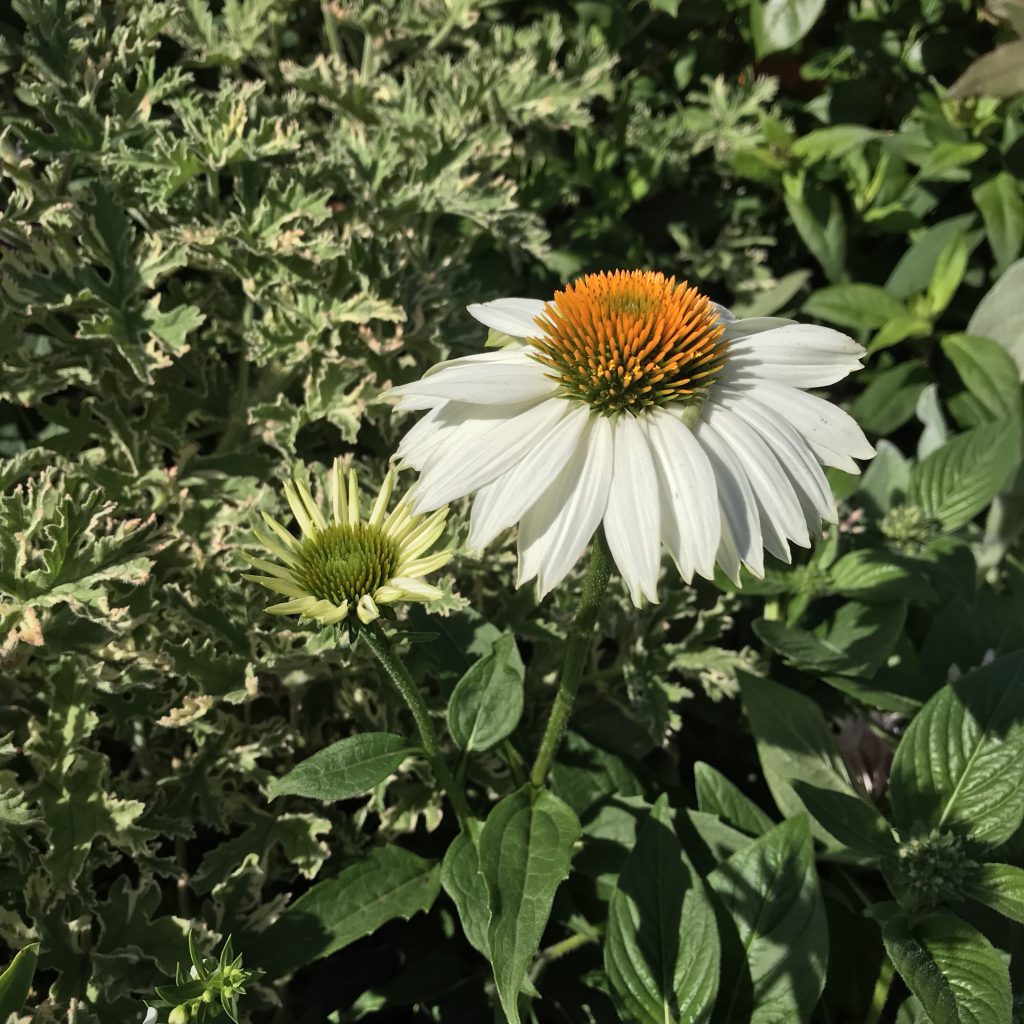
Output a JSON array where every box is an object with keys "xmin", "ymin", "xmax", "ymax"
[
  {"xmin": 530, "ymin": 538, "xmax": 613, "ymax": 788},
  {"xmin": 365, "ymin": 622, "xmax": 474, "ymax": 830}
]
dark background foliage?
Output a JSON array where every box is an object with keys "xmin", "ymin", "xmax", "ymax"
[{"xmin": 1, "ymin": 0, "xmax": 1023, "ymax": 1021}]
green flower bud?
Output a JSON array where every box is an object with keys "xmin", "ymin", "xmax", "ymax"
[{"xmin": 881, "ymin": 504, "xmax": 940, "ymax": 552}]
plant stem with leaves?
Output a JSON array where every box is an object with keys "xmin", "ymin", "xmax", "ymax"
[
  {"xmin": 365, "ymin": 621, "xmax": 475, "ymax": 830},
  {"xmin": 530, "ymin": 538, "xmax": 613, "ymax": 788}
]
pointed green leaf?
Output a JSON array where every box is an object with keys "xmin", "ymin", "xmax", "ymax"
[
  {"xmin": 0, "ymin": 943, "xmax": 39, "ymax": 1020},
  {"xmin": 604, "ymin": 795, "xmax": 719, "ymax": 1024},
  {"xmin": 739, "ymin": 674, "xmax": 856, "ymax": 843},
  {"xmin": 447, "ymin": 633, "xmax": 525, "ymax": 752},
  {"xmin": 882, "ymin": 911, "xmax": 1011, "ymax": 1024},
  {"xmin": 479, "ymin": 785, "xmax": 580, "ymax": 1024},
  {"xmin": 751, "ymin": 0, "xmax": 827, "ymax": 56},
  {"xmin": 941, "ymin": 334, "xmax": 1023, "ymax": 423},
  {"xmin": 710, "ymin": 817, "xmax": 828, "ymax": 1023},
  {"xmin": 268, "ymin": 733, "xmax": 417, "ymax": 802},
  {"xmin": 908, "ymin": 422, "xmax": 1020, "ymax": 532},
  {"xmin": 441, "ymin": 833, "xmax": 490, "ymax": 957},
  {"xmin": 972, "ymin": 172, "xmax": 1024, "ymax": 274},
  {"xmin": 694, "ymin": 761, "xmax": 774, "ymax": 837},
  {"xmin": 963, "ymin": 862, "xmax": 1024, "ymax": 923},
  {"xmin": 792, "ymin": 783, "xmax": 898, "ymax": 859},
  {"xmin": 890, "ymin": 652, "xmax": 1024, "ymax": 846},
  {"xmin": 250, "ymin": 846, "xmax": 440, "ymax": 975}
]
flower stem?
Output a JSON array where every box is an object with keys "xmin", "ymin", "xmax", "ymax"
[
  {"xmin": 365, "ymin": 622, "xmax": 474, "ymax": 830},
  {"xmin": 530, "ymin": 538, "xmax": 613, "ymax": 788}
]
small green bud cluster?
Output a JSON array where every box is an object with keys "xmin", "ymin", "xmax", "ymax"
[
  {"xmin": 881, "ymin": 504, "xmax": 941, "ymax": 552},
  {"xmin": 148, "ymin": 933, "xmax": 261, "ymax": 1024},
  {"xmin": 897, "ymin": 827, "xmax": 977, "ymax": 907}
]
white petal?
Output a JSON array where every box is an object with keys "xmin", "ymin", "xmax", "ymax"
[
  {"xmin": 411, "ymin": 398, "xmax": 572, "ymax": 512},
  {"xmin": 603, "ymin": 415, "xmax": 661, "ymax": 606},
  {"xmin": 388, "ymin": 360, "xmax": 556, "ymax": 405},
  {"xmin": 467, "ymin": 404, "xmax": 589, "ymax": 550},
  {"xmin": 704, "ymin": 404, "xmax": 810, "ymax": 560},
  {"xmin": 422, "ymin": 347, "xmax": 533, "ymax": 376},
  {"xmin": 694, "ymin": 420, "xmax": 764, "ymax": 578},
  {"xmin": 723, "ymin": 395, "xmax": 838, "ymax": 525},
  {"xmin": 642, "ymin": 409, "xmax": 719, "ymax": 583},
  {"xmin": 712, "ymin": 301, "xmax": 736, "ymax": 326},
  {"xmin": 732, "ymin": 380, "xmax": 875, "ymax": 465},
  {"xmin": 356, "ymin": 594, "xmax": 380, "ymax": 624},
  {"xmin": 467, "ymin": 297, "xmax": 548, "ymax": 337},
  {"xmin": 725, "ymin": 323, "xmax": 866, "ymax": 388},
  {"xmin": 723, "ymin": 316, "xmax": 797, "ymax": 342},
  {"xmin": 517, "ymin": 415, "xmax": 614, "ymax": 597}
]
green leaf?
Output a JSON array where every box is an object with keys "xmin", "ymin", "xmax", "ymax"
[
  {"xmin": 250, "ymin": 846, "xmax": 441, "ymax": 975},
  {"xmin": 942, "ymin": 334, "xmax": 1023, "ymax": 422},
  {"xmin": 804, "ymin": 283, "xmax": 908, "ymax": 330},
  {"xmin": 972, "ymin": 172, "xmax": 1024, "ymax": 274},
  {"xmin": 792, "ymin": 783, "xmax": 898, "ymax": 859},
  {"xmin": 792, "ymin": 125, "xmax": 882, "ymax": 164},
  {"xmin": 851, "ymin": 360, "xmax": 930, "ymax": 436},
  {"xmin": 695, "ymin": 761, "xmax": 774, "ymax": 837},
  {"xmin": 709, "ymin": 817, "xmax": 828, "ymax": 1023},
  {"xmin": 604, "ymin": 795, "xmax": 719, "ymax": 1024},
  {"xmin": 783, "ymin": 183, "xmax": 846, "ymax": 283},
  {"xmin": 882, "ymin": 911, "xmax": 1012, "ymax": 1024},
  {"xmin": 829, "ymin": 549, "xmax": 932, "ymax": 602},
  {"xmin": 0, "ymin": 943, "xmax": 39, "ymax": 1020},
  {"xmin": 267, "ymin": 733, "xmax": 417, "ymax": 802},
  {"xmin": 963, "ymin": 862, "xmax": 1024, "ymax": 923},
  {"xmin": 889, "ymin": 652, "xmax": 1024, "ymax": 846},
  {"xmin": 887, "ymin": 215, "xmax": 980, "ymax": 300},
  {"xmin": 925, "ymin": 232, "xmax": 969, "ymax": 316},
  {"xmin": 440, "ymin": 833, "xmax": 490, "ymax": 957},
  {"xmin": 739, "ymin": 674, "xmax": 856, "ymax": 842},
  {"xmin": 967, "ymin": 258, "xmax": 1024, "ymax": 380},
  {"xmin": 908, "ymin": 422, "xmax": 1020, "ymax": 531},
  {"xmin": 948, "ymin": 40, "xmax": 1024, "ymax": 98},
  {"xmin": 447, "ymin": 633, "xmax": 525, "ymax": 752},
  {"xmin": 751, "ymin": 0, "xmax": 827, "ymax": 56},
  {"xmin": 479, "ymin": 785, "xmax": 580, "ymax": 1024}
]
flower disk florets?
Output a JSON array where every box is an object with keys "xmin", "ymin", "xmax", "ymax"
[
  {"xmin": 293, "ymin": 523, "xmax": 400, "ymax": 607},
  {"xmin": 241, "ymin": 461, "xmax": 452, "ymax": 627},
  {"xmin": 897, "ymin": 827, "xmax": 977, "ymax": 906},
  {"xmin": 529, "ymin": 269, "xmax": 729, "ymax": 415}
]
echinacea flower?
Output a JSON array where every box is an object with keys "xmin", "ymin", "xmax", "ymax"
[
  {"xmin": 243, "ymin": 461, "xmax": 452, "ymax": 625},
  {"xmin": 391, "ymin": 270, "xmax": 873, "ymax": 604}
]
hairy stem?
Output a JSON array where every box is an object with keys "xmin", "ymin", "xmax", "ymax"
[
  {"xmin": 365, "ymin": 621, "xmax": 474, "ymax": 830},
  {"xmin": 530, "ymin": 538, "xmax": 613, "ymax": 788}
]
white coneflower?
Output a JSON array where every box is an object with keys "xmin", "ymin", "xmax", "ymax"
[
  {"xmin": 242, "ymin": 460, "xmax": 451, "ymax": 625},
  {"xmin": 391, "ymin": 270, "xmax": 873, "ymax": 604}
]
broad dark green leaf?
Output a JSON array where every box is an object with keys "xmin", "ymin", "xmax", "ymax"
[
  {"xmin": 963, "ymin": 862, "xmax": 1024, "ymax": 924},
  {"xmin": 0, "ymin": 943, "xmax": 39, "ymax": 1020},
  {"xmin": 889, "ymin": 652, "xmax": 1024, "ymax": 846},
  {"xmin": 694, "ymin": 761, "xmax": 774, "ymax": 837},
  {"xmin": 792, "ymin": 783, "xmax": 897, "ymax": 860},
  {"xmin": 267, "ymin": 733, "xmax": 417, "ymax": 802},
  {"xmin": 479, "ymin": 785, "xmax": 580, "ymax": 1024},
  {"xmin": 829, "ymin": 549, "xmax": 931, "ymax": 602},
  {"xmin": 804, "ymin": 283, "xmax": 908, "ymax": 330},
  {"xmin": 710, "ymin": 817, "xmax": 828, "ymax": 1023},
  {"xmin": 886, "ymin": 215, "xmax": 980, "ymax": 299},
  {"xmin": 792, "ymin": 125, "xmax": 882, "ymax": 164},
  {"xmin": 972, "ymin": 172, "xmax": 1024, "ymax": 274},
  {"xmin": 604, "ymin": 795, "xmax": 720, "ymax": 1024},
  {"xmin": 908, "ymin": 422, "xmax": 1020, "ymax": 532},
  {"xmin": 941, "ymin": 334, "xmax": 1023, "ymax": 422},
  {"xmin": 447, "ymin": 632, "xmax": 525, "ymax": 752},
  {"xmin": 739, "ymin": 674, "xmax": 856, "ymax": 842},
  {"xmin": 751, "ymin": 0, "xmax": 827, "ymax": 56},
  {"xmin": 251, "ymin": 846, "xmax": 441, "ymax": 975},
  {"xmin": 852, "ymin": 360, "xmax": 930, "ymax": 436},
  {"xmin": 882, "ymin": 911, "xmax": 1012, "ymax": 1024},
  {"xmin": 783, "ymin": 184, "xmax": 846, "ymax": 282},
  {"xmin": 441, "ymin": 832, "xmax": 490, "ymax": 957}
]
